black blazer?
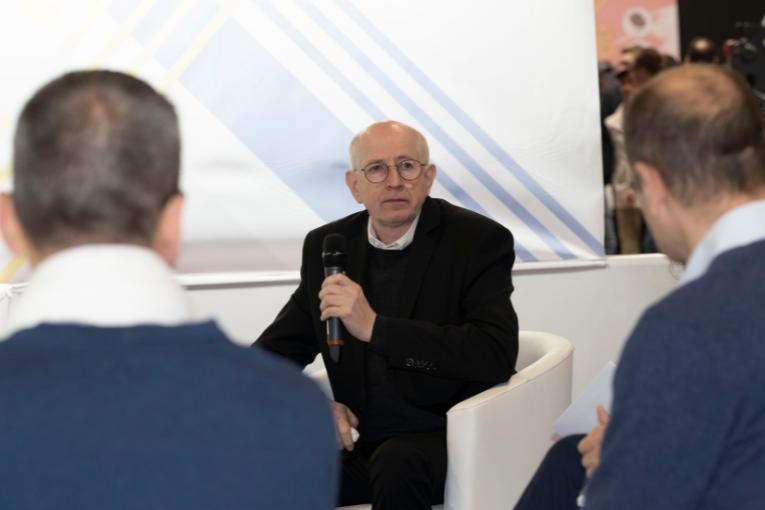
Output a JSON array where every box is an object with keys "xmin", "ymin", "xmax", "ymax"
[{"xmin": 256, "ymin": 197, "xmax": 519, "ymax": 419}]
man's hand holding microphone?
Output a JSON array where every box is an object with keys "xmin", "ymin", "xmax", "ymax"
[{"xmin": 320, "ymin": 234, "xmax": 378, "ymax": 450}]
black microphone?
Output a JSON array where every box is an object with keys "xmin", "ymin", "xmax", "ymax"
[{"xmin": 322, "ymin": 233, "xmax": 347, "ymax": 365}]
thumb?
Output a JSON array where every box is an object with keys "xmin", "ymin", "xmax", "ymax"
[{"xmin": 597, "ymin": 404, "xmax": 611, "ymax": 425}]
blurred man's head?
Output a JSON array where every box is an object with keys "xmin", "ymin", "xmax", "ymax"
[
  {"xmin": 632, "ymin": 48, "xmax": 664, "ymax": 88},
  {"xmin": 346, "ymin": 121, "xmax": 436, "ymax": 240},
  {"xmin": 1, "ymin": 71, "xmax": 183, "ymax": 266},
  {"xmin": 616, "ymin": 67, "xmax": 636, "ymax": 107},
  {"xmin": 616, "ymin": 46, "xmax": 640, "ymax": 76},
  {"xmin": 685, "ymin": 37, "xmax": 718, "ymax": 64},
  {"xmin": 662, "ymin": 54, "xmax": 679, "ymax": 69},
  {"xmin": 625, "ymin": 65, "xmax": 765, "ymax": 262}
]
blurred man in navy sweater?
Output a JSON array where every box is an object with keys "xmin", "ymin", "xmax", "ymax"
[
  {"xmin": 0, "ymin": 71, "xmax": 337, "ymax": 509},
  {"xmin": 516, "ymin": 64, "xmax": 765, "ymax": 510}
]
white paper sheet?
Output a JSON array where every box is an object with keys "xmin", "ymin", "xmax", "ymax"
[{"xmin": 552, "ymin": 361, "xmax": 616, "ymax": 437}]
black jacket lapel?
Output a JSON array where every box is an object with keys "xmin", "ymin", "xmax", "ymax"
[
  {"xmin": 398, "ymin": 197, "xmax": 441, "ymax": 319},
  {"xmin": 346, "ymin": 215, "xmax": 371, "ymax": 289}
]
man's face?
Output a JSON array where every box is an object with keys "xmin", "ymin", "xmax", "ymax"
[
  {"xmin": 616, "ymin": 52, "xmax": 635, "ymax": 75},
  {"xmin": 345, "ymin": 123, "xmax": 436, "ymax": 232},
  {"xmin": 617, "ymin": 71, "xmax": 636, "ymax": 106},
  {"xmin": 632, "ymin": 67, "xmax": 655, "ymax": 88}
]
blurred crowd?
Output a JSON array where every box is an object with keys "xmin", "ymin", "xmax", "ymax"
[{"xmin": 598, "ymin": 39, "xmax": 719, "ymax": 255}]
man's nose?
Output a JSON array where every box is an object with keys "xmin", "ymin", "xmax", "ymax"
[{"xmin": 387, "ymin": 165, "xmax": 403, "ymax": 188}]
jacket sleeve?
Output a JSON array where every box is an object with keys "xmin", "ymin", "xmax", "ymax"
[
  {"xmin": 253, "ymin": 235, "xmax": 320, "ymax": 369},
  {"xmin": 382, "ymin": 224, "xmax": 518, "ymax": 386}
]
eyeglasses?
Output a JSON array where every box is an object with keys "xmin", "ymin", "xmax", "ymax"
[{"xmin": 355, "ymin": 159, "xmax": 425, "ymax": 183}]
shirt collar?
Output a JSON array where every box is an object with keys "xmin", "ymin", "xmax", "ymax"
[
  {"xmin": 5, "ymin": 244, "xmax": 193, "ymax": 338},
  {"xmin": 681, "ymin": 199, "xmax": 765, "ymax": 286},
  {"xmin": 367, "ymin": 211, "xmax": 421, "ymax": 250}
]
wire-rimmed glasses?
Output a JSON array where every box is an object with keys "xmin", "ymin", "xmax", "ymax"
[{"xmin": 355, "ymin": 159, "xmax": 425, "ymax": 183}]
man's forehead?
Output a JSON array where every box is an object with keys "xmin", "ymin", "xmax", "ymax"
[{"xmin": 356, "ymin": 128, "xmax": 420, "ymax": 158}]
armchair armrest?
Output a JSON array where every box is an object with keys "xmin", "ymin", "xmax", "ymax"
[{"xmin": 444, "ymin": 332, "xmax": 574, "ymax": 510}]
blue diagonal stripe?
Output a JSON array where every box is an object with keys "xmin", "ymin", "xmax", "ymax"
[
  {"xmin": 331, "ymin": 0, "xmax": 604, "ymax": 258},
  {"xmin": 292, "ymin": 0, "xmax": 576, "ymax": 260},
  {"xmin": 250, "ymin": 0, "xmax": 386, "ymax": 122},
  {"xmin": 433, "ymin": 166, "xmax": 536, "ymax": 261}
]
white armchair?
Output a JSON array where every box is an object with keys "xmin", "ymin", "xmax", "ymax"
[{"xmin": 312, "ymin": 331, "xmax": 573, "ymax": 510}]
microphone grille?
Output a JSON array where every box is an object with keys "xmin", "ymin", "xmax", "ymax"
[{"xmin": 323, "ymin": 233, "xmax": 346, "ymax": 254}]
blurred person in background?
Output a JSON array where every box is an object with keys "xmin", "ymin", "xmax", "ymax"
[
  {"xmin": 662, "ymin": 54, "xmax": 679, "ymax": 69},
  {"xmin": 685, "ymin": 37, "xmax": 718, "ymax": 64},
  {"xmin": 601, "ymin": 46, "xmax": 641, "ymax": 254},
  {"xmin": 606, "ymin": 48, "xmax": 663, "ymax": 254}
]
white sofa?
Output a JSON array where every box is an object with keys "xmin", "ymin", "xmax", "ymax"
[{"xmin": 311, "ymin": 331, "xmax": 574, "ymax": 510}]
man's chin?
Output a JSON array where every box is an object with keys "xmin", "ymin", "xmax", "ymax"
[{"xmin": 377, "ymin": 211, "xmax": 415, "ymax": 228}]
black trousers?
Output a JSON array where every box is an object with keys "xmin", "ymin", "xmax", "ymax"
[
  {"xmin": 513, "ymin": 434, "xmax": 586, "ymax": 510},
  {"xmin": 339, "ymin": 430, "xmax": 447, "ymax": 510}
]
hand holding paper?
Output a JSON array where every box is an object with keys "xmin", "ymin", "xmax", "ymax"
[
  {"xmin": 578, "ymin": 405, "xmax": 611, "ymax": 477},
  {"xmin": 552, "ymin": 361, "xmax": 616, "ymax": 437}
]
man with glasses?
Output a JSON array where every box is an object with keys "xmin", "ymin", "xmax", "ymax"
[{"xmin": 256, "ymin": 120, "xmax": 519, "ymax": 510}]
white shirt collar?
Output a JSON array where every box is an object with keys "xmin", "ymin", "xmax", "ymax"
[
  {"xmin": 5, "ymin": 244, "xmax": 193, "ymax": 338},
  {"xmin": 681, "ymin": 200, "xmax": 765, "ymax": 286},
  {"xmin": 367, "ymin": 211, "xmax": 421, "ymax": 250}
]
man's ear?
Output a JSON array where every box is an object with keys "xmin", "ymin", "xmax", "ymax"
[
  {"xmin": 345, "ymin": 170, "xmax": 363, "ymax": 204},
  {"xmin": 0, "ymin": 193, "xmax": 30, "ymax": 256},
  {"xmin": 634, "ymin": 162, "xmax": 669, "ymax": 218},
  {"xmin": 152, "ymin": 193, "xmax": 184, "ymax": 266},
  {"xmin": 423, "ymin": 164, "xmax": 437, "ymax": 195}
]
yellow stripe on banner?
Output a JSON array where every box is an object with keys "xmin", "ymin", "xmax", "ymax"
[
  {"xmin": 86, "ymin": 0, "xmax": 161, "ymax": 70},
  {"xmin": 60, "ymin": 0, "xmax": 117, "ymax": 56},
  {"xmin": 125, "ymin": 0, "xmax": 201, "ymax": 76},
  {"xmin": 0, "ymin": 255, "xmax": 29, "ymax": 283},
  {"xmin": 155, "ymin": 0, "xmax": 243, "ymax": 95},
  {"xmin": 0, "ymin": 157, "xmax": 13, "ymax": 189},
  {"xmin": 0, "ymin": 116, "xmax": 12, "ymax": 140}
]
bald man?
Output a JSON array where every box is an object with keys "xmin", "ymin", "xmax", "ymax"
[
  {"xmin": 684, "ymin": 37, "xmax": 718, "ymax": 64},
  {"xmin": 256, "ymin": 121, "xmax": 519, "ymax": 509}
]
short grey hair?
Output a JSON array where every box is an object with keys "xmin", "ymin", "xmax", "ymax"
[
  {"xmin": 348, "ymin": 121, "xmax": 430, "ymax": 169},
  {"xmin": 625, "ymin": 65, "xmax": 765, "ymax": 205},
  {"xmin": 14, "ymin": 71, "xmax": 180, "ymax": 252}
]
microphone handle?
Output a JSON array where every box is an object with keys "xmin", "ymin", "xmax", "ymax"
[{"xmin": 324, "ymin": 266, "xmax": 344, "ymax": 365}]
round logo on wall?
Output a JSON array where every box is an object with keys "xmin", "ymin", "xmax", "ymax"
[{"xmin": 622, "ymin": 7, "xmax": 653, "ymax": 39}]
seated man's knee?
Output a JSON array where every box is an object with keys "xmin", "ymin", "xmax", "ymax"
[{"xmin": 368, "ymin": 438, "xmax": 421, "ymax": 485}]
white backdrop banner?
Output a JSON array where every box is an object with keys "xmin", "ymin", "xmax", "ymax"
[{"xmin": 0, "ymin": 0, "xmax": 604, "ymax": 281}]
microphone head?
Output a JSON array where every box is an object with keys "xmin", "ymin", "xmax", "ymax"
[{"xmin": 322, "ymin": 234, "xmax": 347, "ymax": 268}]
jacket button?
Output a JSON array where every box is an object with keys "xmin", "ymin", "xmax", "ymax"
[{"xmin": 406, "ymin": 358, "xmax": 414, "ymax": 367}]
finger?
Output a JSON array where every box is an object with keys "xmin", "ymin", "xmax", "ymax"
[
  {"xmin": 322, "ymin": 274, "xmax": 351, "ymax": 288},
  {"xmin": 318, "ymin": 285, "xmax": 346, "ymax": 300},
  {"xmin": 578, "ymin": 425, "xmax": 602, "ymax": 454},
  {"xmin": 581, "ymin": 454, "xmax": 593, "ymax": 472},
  {"xmin": 597, "ymin": 405, "xmax": 611, "ymax": 425},
  {"xmin": 578, "ymin": 436, "xmax": 592, "ymax": 455},
  {"xmin": 341, "ymin": 429, "xmax": 355, "ymax": 451},
  {"xmin": 335, "ymin": 418, "xmax": 354, "ymax": 451},
  {"xmin": 320, "ymin": 306, "xmax": 346, "ymax": 322},
  {"xmin": 347, "ymin": 409, "xmax": 359, "ymax": 429},
  {"xmin": 319, "ymin": 295, "xmax": 345, "ymax": 312}
]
